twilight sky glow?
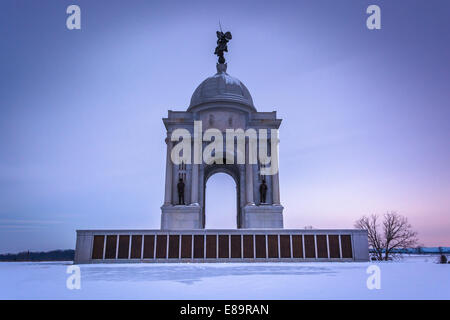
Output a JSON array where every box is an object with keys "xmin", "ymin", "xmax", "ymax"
[{"xmin": 1, "ymin": 0, "xmax": 449, "ymax": 252}]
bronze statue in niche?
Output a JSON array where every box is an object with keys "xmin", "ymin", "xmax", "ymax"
[
  {"xmin": 259, "ymin": 179, "xmax": 268, "ymax": 203},
  {"xmin": 177, "ymin": 178, "xmax": 185, "ymax": 205}
]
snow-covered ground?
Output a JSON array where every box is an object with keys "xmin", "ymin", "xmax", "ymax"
[{"xmin": 0, "ymin": 255, "xmax": 448, "ymax": 299}]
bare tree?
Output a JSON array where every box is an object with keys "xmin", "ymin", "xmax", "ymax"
[{"xmin": 355, "ymin": 212, "xmax": 418, "ymax": 261}]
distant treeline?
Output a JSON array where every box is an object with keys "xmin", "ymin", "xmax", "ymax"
[
  {"xmin": 0, "ymin": 247, "xmax": 448, "ymax": 262},
  {"xmin": 369, "ymin": 247, "xmax": 450, "ymax": 254},
  {"xmin": 0, "ymin": 249, "xmax": 74, "ymax": 261}
]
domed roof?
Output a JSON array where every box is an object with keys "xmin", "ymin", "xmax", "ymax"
[{"xmin": 188, "ymin": 64, "xmax": 255, "ymax": 111}]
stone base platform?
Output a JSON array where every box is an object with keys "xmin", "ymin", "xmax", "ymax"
[
  {"xmin": 160, "ymin": 204, "xmax": 202, "ymax": 229},
  {"xmin": 74, "ymin": 229, "xmax": 369, "ymax": 264},
  {"xmin": 242, "ymin": 204, "xmax": 284, "ymax": 228}
]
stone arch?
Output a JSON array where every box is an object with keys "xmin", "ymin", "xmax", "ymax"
[{"xmin": 202, "ymin": 163, "xmax": 243, "ymax": 229}]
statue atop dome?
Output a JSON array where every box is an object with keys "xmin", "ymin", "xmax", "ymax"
[{"xmin": 214, "ymin": 30, "xmax": 232, "ymax": 64}]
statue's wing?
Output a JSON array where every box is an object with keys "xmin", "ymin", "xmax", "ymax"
[{"xmin": 225, "ymin": 31, "xmax": 232, "ymax": 40}]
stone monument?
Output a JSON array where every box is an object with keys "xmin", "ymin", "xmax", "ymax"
[
  {"xmin": 73, "ymin": 30, "xmax": 369, "ymax": 264},
  {"xmin": 160, "ymin": 33, "xmax": 283, "ymax": 229}
]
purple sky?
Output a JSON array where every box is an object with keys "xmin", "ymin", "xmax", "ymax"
[{"xmin": 1, "ymin": 0, "xmax": 449, "ymax": 252}]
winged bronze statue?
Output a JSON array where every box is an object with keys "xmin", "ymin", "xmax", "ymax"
[{"xmin": 214, "ymin": 30, "xmax": 232, "ymax": 64}]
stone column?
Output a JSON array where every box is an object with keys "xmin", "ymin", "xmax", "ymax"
[
  {"xmin": 272, "ymin": 172, "xmax": 280, "ymax": 205},
  {"xmin": 163, "ymin": 137, "xmax": 173, "ymax": 205},
  {"xmin": 245, "ymin": 140, "xmax": 254, "ymax": 204},
  {"xmin": 191, "ymin": 164, "xmax": 199, "ymax": 205}
]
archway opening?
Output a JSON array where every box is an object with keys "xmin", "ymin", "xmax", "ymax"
[{"xmin": 204, "ymin": 172, "xmax": 237, "ymax": 229}]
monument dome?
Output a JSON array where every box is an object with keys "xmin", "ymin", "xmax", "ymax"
[{"xmin": 188, "ymin": 63, "xmax": 255, "ymax": 111}]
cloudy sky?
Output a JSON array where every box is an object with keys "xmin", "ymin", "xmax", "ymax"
[{"xmin": 1, "ymin": 0, "xmax": 449, "ymax": 252}]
